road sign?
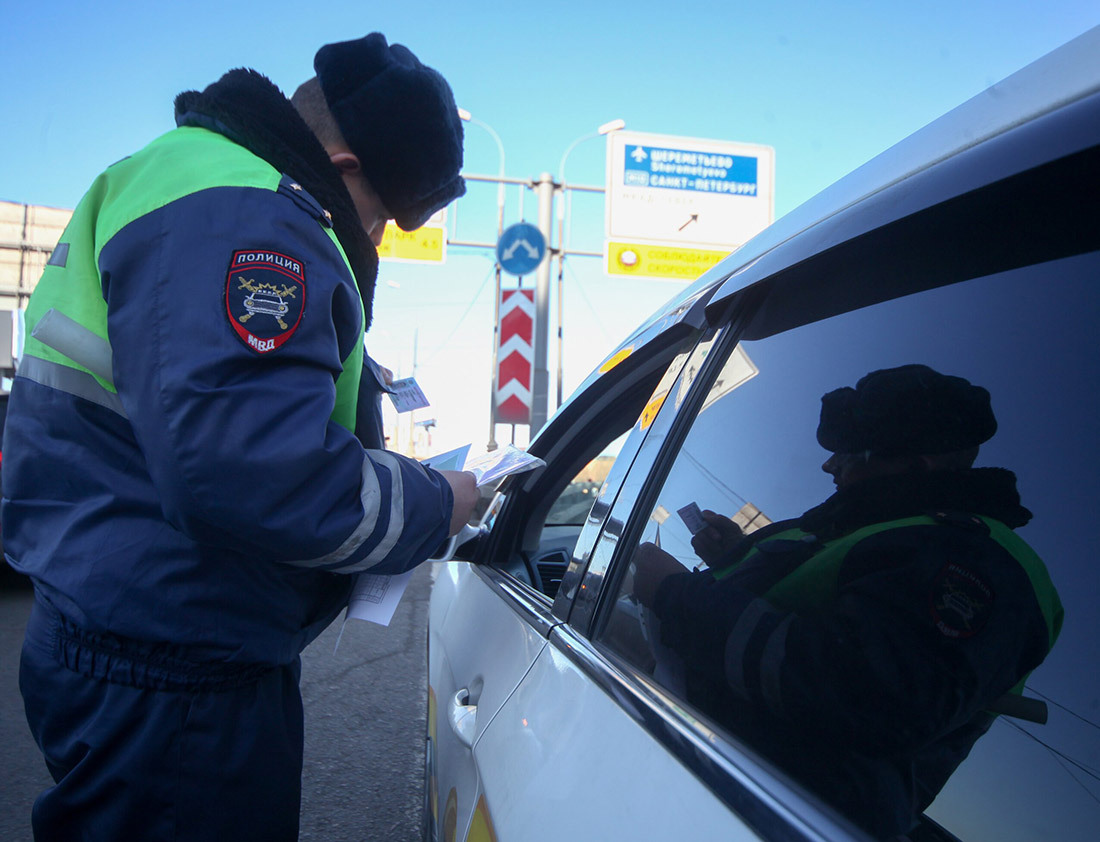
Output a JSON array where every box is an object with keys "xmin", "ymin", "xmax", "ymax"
[
  {"xmin": 606, "ymin": 241, "xmax": 730, "ymax": 281},
  {"xmin": 377, "ymin": 222, "xmax": 447, "ymax": 264},
  {"xmin": 496, "ymin": 222, "xmax": 546, "ymax": 276},
  {"xmin": 495, "ymin": 288, "xmax": 534, "ymax": 424},
  {"xmin": 605, "ymin": 130, "xmax": 774, "ymax": 281}
]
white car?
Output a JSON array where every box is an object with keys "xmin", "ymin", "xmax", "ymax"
[{"xmin": 428, "ymin": 28, "xmax": 1100, "ymax": 842}]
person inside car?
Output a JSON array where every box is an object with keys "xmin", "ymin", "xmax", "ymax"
[{"xmin": 632, "ymin": 364, "xmax": 1063, "ymax": 839}]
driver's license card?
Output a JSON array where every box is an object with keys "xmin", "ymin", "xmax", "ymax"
[
  {"xmin": 387, "ymin": 377, "xmax": 430, "ymax": 413},
  {"xmin": 677, "ymin": 502, "xmax": 707, "ymax": 535}
]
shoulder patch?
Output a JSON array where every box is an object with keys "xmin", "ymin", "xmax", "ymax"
[
  {"xmin": 929, "ymin": 562, "xmax": 995, "ymax": 638},
  {"xmin": 225, "ymin": 249, "xmax": 306, "ymax": 354}
]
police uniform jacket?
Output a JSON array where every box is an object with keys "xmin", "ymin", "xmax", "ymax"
[
  {"xmin": 651, "ymin": 467, "xmax": 1062, "ymax": 838},
  {"xmin": 2, "ymin": 70, "xmax": 454, "ymax": 668}
]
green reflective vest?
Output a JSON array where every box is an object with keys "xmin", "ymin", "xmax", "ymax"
[
  {"xmin": 23, "ymin": 126, "xmax": 364, "ymax": 431},
  {"xmin": 715, "ymin": 514, "xmax": 1064, "ymax": 692}
]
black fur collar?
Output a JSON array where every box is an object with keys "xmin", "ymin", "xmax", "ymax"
[
  {"xmin": 174, "ymin": 68, "xmax": 377, "ymax": 328},
  {"xmin": 799, "ymin": 467, "xmax": 1033, "ymax": 539}
]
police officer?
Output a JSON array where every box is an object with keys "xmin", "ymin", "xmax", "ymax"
[
  {"xmin": 634, "ymin": 364, "xmax": 1062, "ymax": 839},
  {"xmin": 4, "ymin": 34, "xmax": 479, "ymax": 841}
]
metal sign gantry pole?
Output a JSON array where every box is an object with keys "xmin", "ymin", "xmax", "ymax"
[
  {"xmin": 452, "ymin": 172, "xmax": 604, "ymax": 444},
  {"xmin": 530, "ymin": 172, "xmax": 555, "ymax": 434}
]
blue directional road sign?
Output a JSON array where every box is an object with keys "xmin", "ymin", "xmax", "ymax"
[{"xmin": 496, "ymin": 222, "xmax": 546, "ymax": 276}]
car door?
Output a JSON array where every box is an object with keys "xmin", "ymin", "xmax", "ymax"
[
  {"xmin": 427, "ymin": 559, "xmax": 553, "ymax": 842},
  {"xmin": 464, "ymin": 323, "xmax": 865, "ymax": 841},
  {"xmin": 579, "ymin": 250, "xmax": 1100, "ymax": 841},
  {"xmin": 427, "ymin": 283, "xmax": 721, "ymax": 842}
]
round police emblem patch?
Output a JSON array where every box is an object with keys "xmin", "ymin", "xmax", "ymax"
[
  {"xmin": 225, "ymin": 249, "xmax": 306, "ymax": 354},
  {"xmin": 930, "ymin": 562, "xmax": 994, "ymax": 638}
]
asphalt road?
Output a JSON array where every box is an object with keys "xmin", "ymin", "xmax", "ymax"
[{"xmin": 0, "ymin": 563, "xmax": 433, "ymax": 842}]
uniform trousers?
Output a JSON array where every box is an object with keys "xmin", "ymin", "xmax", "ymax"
[{"xmin": 20, "ymin": 596, "xmax": 304, "ymax": 841}]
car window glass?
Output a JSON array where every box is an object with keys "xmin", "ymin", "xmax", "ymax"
[
  {"xmin": 545, "ymin": 432, "xmax": 629, "ymax": 527},
  {"xmin": 595, "ymin": 252, "xmax": 1099, "ymax": 841},
  {"xmin": 528, "ymin": 430, "xmax": 631, "ymax": 599},
  {"xmin": 502, "ymin": 334, "xmax": 706, "ymax": 602}
]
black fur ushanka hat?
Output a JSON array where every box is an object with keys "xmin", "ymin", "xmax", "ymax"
[
  {"xmin": 315, "ymin": 33, "xmax": 465, "ymax": 231},
  {"xmin": 817, "ymin": 364, "xmax": 998, "ymax": 456}
]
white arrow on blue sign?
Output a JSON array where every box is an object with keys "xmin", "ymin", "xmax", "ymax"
[{"xmin": 496, "ymin": 222, "xmax": 546, "ymax": 276}]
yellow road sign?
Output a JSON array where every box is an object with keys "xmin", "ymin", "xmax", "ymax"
[
  {"xmin": 377, "ymin": 223, "xmax": 447, "ymax": 264},
  {"xmin": 606, "ymin": 240, "xmax": 730, "ymax": 281}
]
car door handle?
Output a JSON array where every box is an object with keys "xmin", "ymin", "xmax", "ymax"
[{"xmin": 449, "ymin": 688, "xmax": 478, "ymax": 748}]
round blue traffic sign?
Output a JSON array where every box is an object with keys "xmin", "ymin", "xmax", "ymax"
[{"xmin": 496, "ymin": 222, "xmax": 546, "ymax": 276}]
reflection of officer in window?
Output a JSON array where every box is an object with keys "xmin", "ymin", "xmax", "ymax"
[{"xmin": 633, "ymin": 365, "xmax": 1063, "ymax": 839}]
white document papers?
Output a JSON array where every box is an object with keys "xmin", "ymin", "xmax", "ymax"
[
  {"xmin": 345, "ymin": 568, "xmax": 414, "ymax": 627},
  {"xmin": 420, "ymin": 444, "xmax": 471, "ymax": 473},
  {"xmin": 462, "ymin": 444, "xmax": 545, "ymax": 487}
]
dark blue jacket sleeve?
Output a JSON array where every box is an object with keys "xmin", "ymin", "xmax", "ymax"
[
  {"xmin": 100, "ymin": 184, "xmax": 451, "ymax": 574},
  {"xmin": 355, "ymin": 351, "xmax": 390, "ymax": 450}
]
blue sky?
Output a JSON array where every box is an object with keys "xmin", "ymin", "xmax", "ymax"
[{"xmin": 2, "ymin": 1, "xmax": 1096, "ymax": 453}]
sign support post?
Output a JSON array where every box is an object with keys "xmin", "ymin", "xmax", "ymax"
[
  {"xmin": 531, "ymin": 173, "xmax": 555, "ymax": 434},
  {"xmin": 488, "ymin": 261, "xmax": 501, "ymax": 451}
]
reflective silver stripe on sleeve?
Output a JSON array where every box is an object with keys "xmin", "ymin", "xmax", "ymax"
[
  {"xmin": 31, "ymin": 308, "xmax": 115, "ymax": 386},
  {"xmin": 16, "ymin": 355, "xmax": 127, "ymax": 418},
  {"xmin": 283, "ymin": 452, "xmax": 382, "ymax": 568},
  {"xmin": 330, "ymin": 451, "xmax": 408, "ymax": 573},
  {"xmin": 723, "ymin": 598, "xmax": 774, "ymax": 701},
  {"xmin": 758, "ymin": 614, "xmax": 794, "ymax": 714},
  {"xmin": 284, "ymin": 451, "xmax": 409, "ymax": 571}
]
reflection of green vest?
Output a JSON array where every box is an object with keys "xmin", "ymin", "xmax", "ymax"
[
  {"xmin": 717, "ymin": 515, "xmax": 1064, "ymax": 688},
  {"xmin": 23, "ymin": 127, "xmax": 363, "ymax": 431}
]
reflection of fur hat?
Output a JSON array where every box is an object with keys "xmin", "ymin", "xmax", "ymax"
[
  {"xmin": 315, "ymin": 33, "xmax": 465, "ymax": 231},
  {"xmin": 817, "ymin": 364, "xmax": 997, "ymax": 456}
]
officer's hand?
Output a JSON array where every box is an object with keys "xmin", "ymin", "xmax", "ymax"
[
  {"xmin": 690, "ymin": 510, "xmax": 743, "ymax": 567},
  {"xmin": 440, "ymin": 470, "xmax": 479, "ymax": 536}
]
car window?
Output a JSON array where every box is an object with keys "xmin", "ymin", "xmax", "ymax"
[
  {"xmin": 593, "ymin": 252, "xmax": 1099, "ymax": 841},
  {"xmin": 481, "ymin": 330, "xmax": 706, "ymax": 601},
  {"xmin": 544, "ymin": 432, "xmax": 629, "ymax": 527}
]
